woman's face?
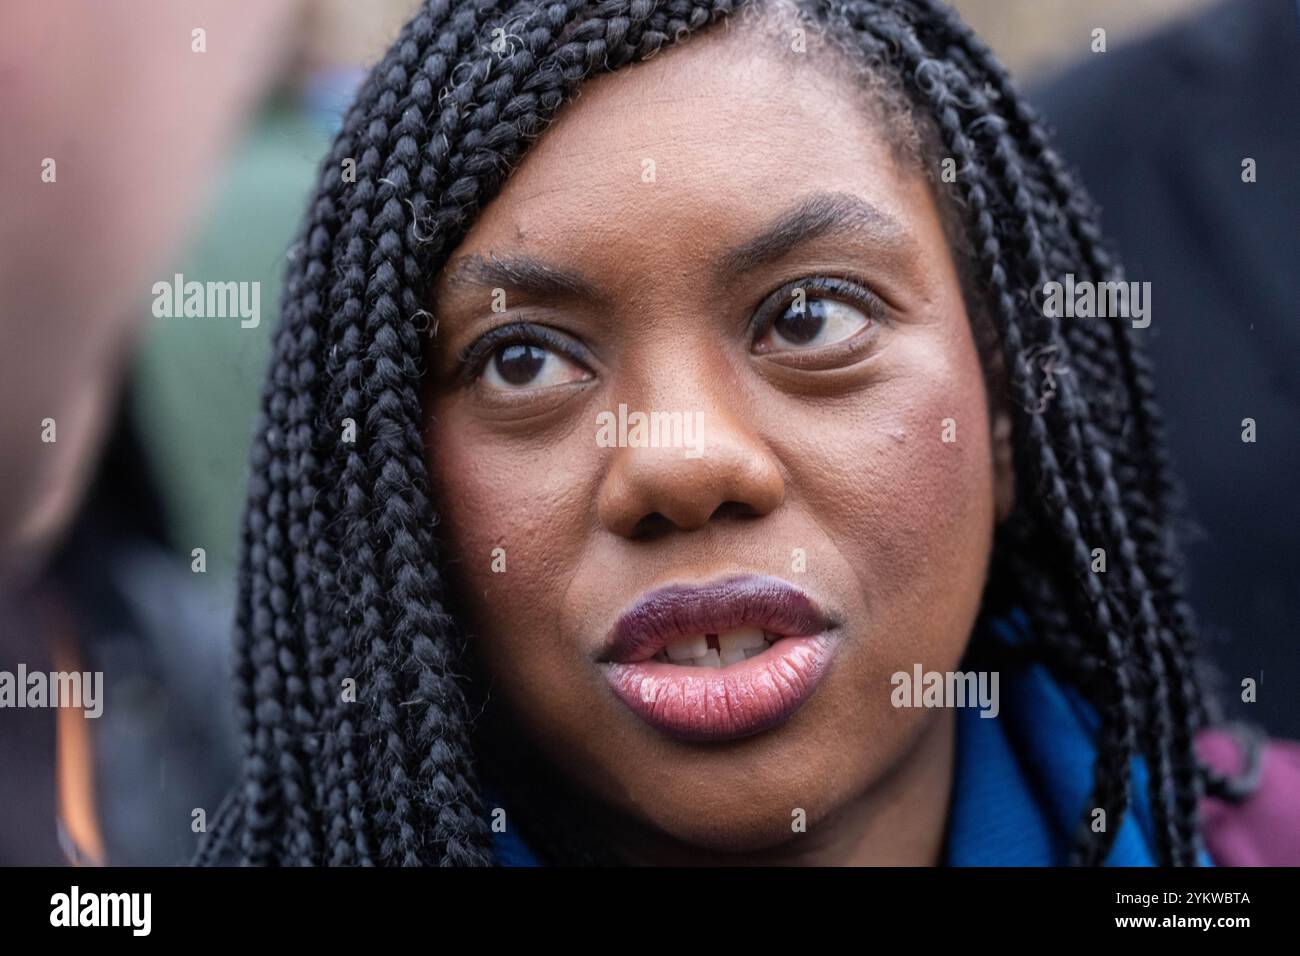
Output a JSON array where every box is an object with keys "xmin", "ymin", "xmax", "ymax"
[{"xmin": 425, "ymin": 20, "xmax": 1011, "ymax": 860}]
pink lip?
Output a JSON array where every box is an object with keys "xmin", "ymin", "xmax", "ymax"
[{"xmin": 598, "ymin": 575, "xmax": 839, "ymax": 741}]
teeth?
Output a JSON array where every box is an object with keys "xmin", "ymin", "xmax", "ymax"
[
  {"xmin": 650, "ymin": 631, "xmax": 777, "ymax": 667},
  {"xmin": 692, "ymin": 649, "xmax": 722, "ymax": 668},
  {"xmin": 717, "ymin": 626, "xmax": 767, "ymax": 654},
  {"xmin": 665, "ymin": 635, "xmax": 709, "ymax": 661}
]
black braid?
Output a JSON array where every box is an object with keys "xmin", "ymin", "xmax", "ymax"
[
  {"xmin": 933, "ymin": 9, "xmax": 1212, "ymax": 862},
  {"xmin": 198, "ymin": 0, "xmax": 1218, "ymax": 866}
]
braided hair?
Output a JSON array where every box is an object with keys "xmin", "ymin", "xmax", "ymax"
[{"xmin": 197, "ymin": 0, "xmax": 1228, "ymax": 867}]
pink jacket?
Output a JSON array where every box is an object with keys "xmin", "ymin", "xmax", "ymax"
[{"xmin": 1197, "ymin": 725, "xmax": 1300, "ymax": 866}]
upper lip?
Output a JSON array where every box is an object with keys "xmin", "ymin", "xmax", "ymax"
[{"xmin": 598, "ymin": 574, "xmax": 835, "ymax": 664}]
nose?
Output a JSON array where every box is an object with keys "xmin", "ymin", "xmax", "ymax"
[{"xmin": 596, "ymin": 401, "xmax": 785, "ymax": 539}]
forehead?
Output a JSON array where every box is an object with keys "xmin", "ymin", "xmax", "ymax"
[{"xmin": 438, "ymin": 16, "xmax": 936, "ymax": 290}]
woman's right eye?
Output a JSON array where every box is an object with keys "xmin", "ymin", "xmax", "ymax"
[
  {"xmin": 481, "ymin": 342, "xmax": 589, "ymax": 391},
  {"xmin": 459, "ymin": 321, "xmax": 595, "ymax": 393}
]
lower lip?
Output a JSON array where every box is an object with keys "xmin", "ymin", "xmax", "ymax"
[{"xmin": 601, "ymin": 634, "xmax": 835, "ymax": 741}]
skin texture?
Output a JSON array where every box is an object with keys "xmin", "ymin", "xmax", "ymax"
[{"xmin": 424, "ymin": 16, "xmax": 1013, "ymax": 865}]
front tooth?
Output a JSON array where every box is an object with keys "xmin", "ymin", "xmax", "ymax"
[
  {"xmin": 666, "ymin": 636, "xmax": 709, "ymax": 661},
  {"xmin": 719, "ymin": 648, "xmax": 748, "ymax": 667},
  {"xmin": 717, "ymin": 626, "xmax": 766, "ymax": 654},
  {"xmin": 692, "ymin": 649, "xmax": 722, "ymax": 668},
  {"xmin": 742, "ymin": 646, "xmax": 765, "ymax": 660}
]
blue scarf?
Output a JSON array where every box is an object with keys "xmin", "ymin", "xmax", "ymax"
[
  {"xmin": 947, "ymin": 607, "xmax": 1210, "ymax": 865},
  {"xmin": 487, "ymin": 608, "xmax": 1211, "ymax": 865}
]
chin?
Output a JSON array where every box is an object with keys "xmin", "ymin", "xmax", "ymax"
[
  {"xmin": 621, "ymin": 776, "xmax": 836, "ymax": 856},
  {"xmin": 649, "ymin": 814, "xmax": 801, "ymax": 856}
]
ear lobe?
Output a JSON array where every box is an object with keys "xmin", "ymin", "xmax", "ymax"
[{"xmin": 992, "ymin": 410, "xmax": 1015, "ymax": 522}]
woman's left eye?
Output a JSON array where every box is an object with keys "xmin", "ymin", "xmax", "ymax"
[{"xmin": 753, "ymin": 282, "xmax": 878, "ymax": 354}]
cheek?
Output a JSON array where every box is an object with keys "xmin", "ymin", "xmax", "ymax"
[
  {"xmin": 424, "ymin": 412, "xmax": 599, "ymax": 706},
  {"xmin": 427, "ymin": 415, "xmax": 658, "ymax": 816},
  {"xmin": 796, "ymin": 325, "xmax": 996, "ymax": 663},
  {"xmin": 761, "ymin": 320, "xmax": 997, "ymax": 812}
]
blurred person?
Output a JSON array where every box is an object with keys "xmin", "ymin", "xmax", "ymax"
[
  {"xmin": 0, "ymin": 0, "xmax": 295, "ymax": 864},
  {"xmin": 1031, "ymin": 0, "xmax": 1300, "ymax": 739},
  {"xmin": 199, "ymin": 0, "xmax": 1298, "ymax": 868}
]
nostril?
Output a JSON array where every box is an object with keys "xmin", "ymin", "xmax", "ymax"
[
  {"xmin": 629, "ymin": 501, "xmax": 760, "ymax": 539},
  {"xmin": 709, "ymin": 500, "xmax": 762, "ymax": 523},
  {"xmin": 597, "ymin": 427, "xmax": 784, "ymax": 539},
  {"xmin": 629, "ymin": 512, "xmax": 675, "ymax": 541}
]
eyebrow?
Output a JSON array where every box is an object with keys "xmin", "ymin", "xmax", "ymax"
[
  {"xmin": 440, "ymin": 251, "xmax": 605, "ymax": 302},
  {"xmin": 716, "ymin": 191, "xmax": 909, "ymax": 275},
  {"xmin": 437, "ymin": 191, "xmax": 909, "ymax": 304},
  {"xmin": 439, "ymin": 252, "xmax": 605, "ymax": 304}
]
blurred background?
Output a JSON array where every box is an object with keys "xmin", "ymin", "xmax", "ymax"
[{"xmin": 1, "ymin": 0, "xmax": 1295, "ymax": 864}]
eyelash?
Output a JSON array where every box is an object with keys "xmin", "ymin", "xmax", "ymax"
[
  {"xmin": 455, "ymin": 273, "xmax": 888, "ymax": 382},
  {"xmin": 750, "ymin": 275, "xmax": 889, "ymax": 341},
  {"xmin": 456, "ymin": 322, "xmax": 591, "ymax": 385}
]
